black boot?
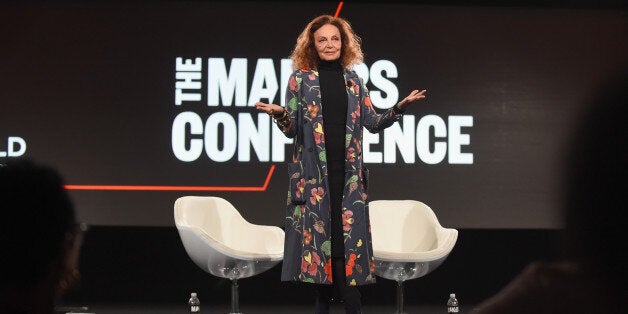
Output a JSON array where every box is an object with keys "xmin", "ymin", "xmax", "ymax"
[{"xmin": 315, "ymin": 284, "xmax": 333, "ymax": 314}]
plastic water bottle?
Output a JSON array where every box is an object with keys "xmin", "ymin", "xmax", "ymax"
[
  {"xmin": 189, "ymin": 292, "xmax": 200, "ymax": 313},
  {"xmin": 447, "ymin": 293, "xmax": 459, "ymax": 313}
]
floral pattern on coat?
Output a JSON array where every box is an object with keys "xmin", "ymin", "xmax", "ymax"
[{"xmin": 280, "ymin": 68, "xmax": 402, "ymax": 286}]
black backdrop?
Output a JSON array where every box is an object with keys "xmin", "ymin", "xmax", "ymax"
[{"xmin": 1, "ymin": 2, "xmax": 626, "ymax": 228}]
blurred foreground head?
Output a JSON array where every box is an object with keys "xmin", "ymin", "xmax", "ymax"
[
  {"xmin": 562, "ymin": 70, "xmax": 627, "ymax": 285},
  {"xmin": 0, "ymin": 160, "xmax": 79, "ymax": 313}
]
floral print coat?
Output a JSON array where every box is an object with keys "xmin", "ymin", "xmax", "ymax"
[{"xmin": 279, "ymin": 68, "xmax": 402, "ymax": 286}]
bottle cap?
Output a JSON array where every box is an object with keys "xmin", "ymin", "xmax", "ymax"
[
  {"xmin": 450, "ymin": 293, "xmax": 455, "ymax": 298},
  {"xmin": 191, "ymin": 292, "xmax": 197, "ymax": 297}
]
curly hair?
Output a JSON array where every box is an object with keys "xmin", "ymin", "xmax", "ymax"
[{"xmin": 291, "ymin": 15, "xmax": 363, "ymax": 71}]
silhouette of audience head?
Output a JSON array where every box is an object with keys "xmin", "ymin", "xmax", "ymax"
[
  {"xmin": 0, "ymin": 160, "xmax": 81, "ymax": 314},
  {"xmin": 471, "ymin": 71, "xmax": 627, "ymax": 314},
  {"xmin": 561, "ymin": 70, "xmax": 626, "ymax": 287}
]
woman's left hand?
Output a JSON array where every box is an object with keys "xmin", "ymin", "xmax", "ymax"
[{"xmin": 397, "ymin": 89, "xmax": 427, "ymax": 111}]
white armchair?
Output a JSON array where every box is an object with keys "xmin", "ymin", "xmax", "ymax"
[
  {"xmin": 174, "ymin": 196, "xmax": 284, "ymax": 314},
  {"xmin": 369, "ymin": 200, "xmax": 458, "ymax": 314}
]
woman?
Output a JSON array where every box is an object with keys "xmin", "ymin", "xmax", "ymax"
[{"xmin": 256, "ymin": 15, "xmax": 426, "ymax": 313}]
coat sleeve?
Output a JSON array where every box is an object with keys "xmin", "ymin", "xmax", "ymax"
[
  {"xmin": 277, "ymin": 70, "xmax": 301, "ymax": 138},
  {"xmin": 359, "ymin": 77, "xmax": 403, "ymax": 133}
]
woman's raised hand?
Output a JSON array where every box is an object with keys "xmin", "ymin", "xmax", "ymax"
[
  {"xmin": 255, "ymin": 102, "xmax": 285, "ymax": 116},
  {"xmin": 397, "ymin": 89, "xmax": 427, "ymax": 110}
]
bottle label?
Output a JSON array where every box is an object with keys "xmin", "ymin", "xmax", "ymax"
[
  {"xmin": 191, "ymin": 305, "xmax": 200, "ymax": 313},
  {"xmin": 448, "ymin": 307, "xmax": 459, "ymax": 313}
]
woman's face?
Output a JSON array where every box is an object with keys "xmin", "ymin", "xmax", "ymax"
[{"xmin": 313, "ymin": 24, "xmax": 342, "ymax": 62}]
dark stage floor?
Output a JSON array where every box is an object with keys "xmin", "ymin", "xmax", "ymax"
[{"xmin": 60, "ymin": 304, "xmax": 455, "ymax": 314}]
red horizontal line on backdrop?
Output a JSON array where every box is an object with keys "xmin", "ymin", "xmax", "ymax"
[{"xmin": 64, "ymin": 164, "xmax": 276, "ymax": 192}]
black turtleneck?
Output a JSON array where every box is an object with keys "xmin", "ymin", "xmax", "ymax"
[
  {"xmin": 318, "ymin": 59, "xmax": 348, "ymax": 258},
  {"xmin": 318, "ymin": 59, "xmax": 347, "ymax": 165}
]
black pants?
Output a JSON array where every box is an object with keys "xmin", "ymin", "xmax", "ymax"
[
  {"xmin": 316, "ymin": 162, "xmax": 361, "ymax": 313},
  {"xmin": 315, "ymin": 256, "xmax": 362, "ymax": 314}
]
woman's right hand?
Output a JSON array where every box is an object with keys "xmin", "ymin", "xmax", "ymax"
[{"xmin": 255, "ymin": 102, "xmax": 285, "ymax": 116}]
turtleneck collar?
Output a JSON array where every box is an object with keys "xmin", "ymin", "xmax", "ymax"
[{"xmin": 318, "ymin": 59, "xmax": 343, "ymax": 71}]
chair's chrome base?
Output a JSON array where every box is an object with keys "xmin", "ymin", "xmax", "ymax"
[
  {"xmin": 210, "ymin": 258, "xmax": 279, "ymax": 280},
  {"xmin": 375, "ymin": 260, "xmax": 438, "ymax": 282},
  {"xmin": 393, "ymin": 280, "xmax": 408, "ymax": 314},
  {"xmin": 228, "ymin": 278, "xmax": 242, "ymax": 314},
  {"xmin": 375, "ymin": 260, "xmax": 447, "ymax": 314}
]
